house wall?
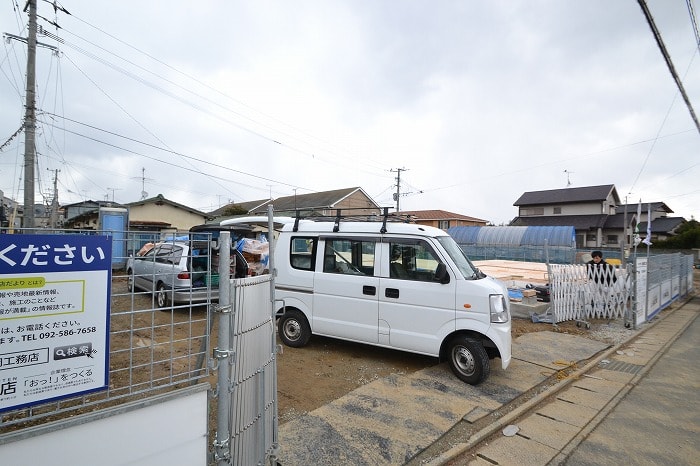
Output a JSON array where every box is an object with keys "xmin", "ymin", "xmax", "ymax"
[
  {"xmin": 520, "ymin": 201, "xmax": 606, "ymax": 216},
  {"xmin": 520, "ymin": 196, "xmax": 622, "ymax": 217},
  {"xmin": 415, "ymin": 219, "xmax": 485, "ymax": 230},
  {"xmin": 337, "ymin": 191, "xmax": 380, "ymax": 214},
  {"xmin": 129, "ymin": 204, "xmax": 206, "ymax": 231}
]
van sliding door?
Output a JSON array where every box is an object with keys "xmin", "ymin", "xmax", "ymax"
[{"xmin": 312, "ymin": 237, "xmax": 379, "ymax": 343}]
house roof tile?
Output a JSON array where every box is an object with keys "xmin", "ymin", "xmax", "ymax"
[
  {"xmin": 514, "ymin": 184, "xmax": 619, "ymax": 206},
  {"xmin": 639, "ymin": 217, "xmax": 685, "ymax": 233},
  {"xmin": 510, "ymin": 214, "xmax": 608, "ymax": 230},
  {"xmin": 126, "ymin": 194, "xmax": 207, "ymax": 216},
  {"xmin": 249, "ymin": 187, "xmax": 378, "ymax": 213},
  {"xmin": 396, "ymin": 209, "xmax": 487, "ymax": 223}
]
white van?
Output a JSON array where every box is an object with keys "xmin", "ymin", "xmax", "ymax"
[{"xmin": 273, "ymin": 217, "xmax": 511, "ymax": 385}]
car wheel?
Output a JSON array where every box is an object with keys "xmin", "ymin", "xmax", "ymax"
[
  {"xmin": 447, "ymin": 336, "xmax": 490, "ymax": 385},
  {"xmin": 156, "ymin": 282, "xmax": 171, "ymax": 309},
  {"xmin": 127, "ymin": 269, "xmax": 134, "ymax": 292},
  {"xmin": 277, "ymin": 310, "xmax": 311, "ymax": 347}
]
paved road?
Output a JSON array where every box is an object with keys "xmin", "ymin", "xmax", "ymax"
[
  {"xmin": 562, "ymin": 308, "xmax": 699, "ymax": 466},
  {"xmin": 442, "ymin": 296, "xmax": 699, "ymax": 466}
]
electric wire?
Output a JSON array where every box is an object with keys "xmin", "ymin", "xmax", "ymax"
[
  {"xmin": 59, "ymin": 51, "xmax": 244, "ymax": 202},
  {"xmin": 40, "ymin": 24, "xmax": 389, "ymax": 181},
  {"xmin": 63, "ymin": 10, "xmax": 390, "ymax": 174},
  {"xmin": 687, "ymin": 0, "xmax": 700, "ymax": 52},
  {"xmin": 637, "ymin": 0, "xmax": 700, "ymax": 134},
  {"xmin": 37, "ymin": 114, "xmax": 310, "ymax": 193}
]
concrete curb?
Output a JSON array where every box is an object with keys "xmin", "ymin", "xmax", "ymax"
[
  {"xmin": 547, "ymin": 302, "xmax": 699, "ymax": 466},
  {"xmin": 426, "ymin": 294, "xmax": 698, "ymax": 466}
]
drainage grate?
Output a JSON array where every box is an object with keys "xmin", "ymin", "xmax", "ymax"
[{"xmin": 599, "ymin": 360, "xmax": 644, "ymax": 374}]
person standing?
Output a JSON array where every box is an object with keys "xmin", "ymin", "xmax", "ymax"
[
  {"xmin": 586, "ymin": 250, "xmax": 617, "ymax": 314},
  {"xmin": 587, "ymin": 251, "xmax": 616, "ymax": 285}
]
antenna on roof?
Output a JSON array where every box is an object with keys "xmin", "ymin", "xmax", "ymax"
[{"xmin": 564, "ymin": 170, "xmax": 574, "ymax": 187}]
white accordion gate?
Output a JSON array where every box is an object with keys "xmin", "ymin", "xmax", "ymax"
[{"xmin": 548, "ymin": 264, "xmax": 631, "ymax": 324}]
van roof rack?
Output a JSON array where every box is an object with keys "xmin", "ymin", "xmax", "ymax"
[{"xmin": 291, "ymin": 207, "xmax": 414, "ymax": 233}]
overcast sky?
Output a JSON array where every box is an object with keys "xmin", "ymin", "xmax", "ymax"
[{"xmin": 1, "ymin": 1, "xmax": 698, "ymax": 224}]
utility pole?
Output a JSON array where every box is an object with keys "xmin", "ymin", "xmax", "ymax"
[
  {"xmin": 48, "ymin": 168, "xmax": 60, "ymax": 228},
  {"xmin": 106, "ymin": 187, "xmax": 121, "ymax": 203},
  {"xmin": 391, "ymin": 168, "xmax": 407, "ymax": 212},
  {"xmin": 22, "ymin": 0, "xmax": 38, "ymax": 228}
]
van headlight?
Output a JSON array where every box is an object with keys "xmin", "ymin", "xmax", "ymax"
[{"xmin": 490, "ymin": 294, "xmax": 509, "ymax": 323}]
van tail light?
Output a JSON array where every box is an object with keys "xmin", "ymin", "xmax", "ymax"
[{"xmin": 177, "ymin": 271, "xmax": 190, "ymax": 279}]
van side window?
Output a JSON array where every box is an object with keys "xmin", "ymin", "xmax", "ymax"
[
  {"xmin": 389, "ymin": 241, "xmax": 442, "ymax": 282},
  {"xmin": 323, "ymin": 239, "xmax": 374, "ymax": 275},
  {"xmin": 290, "ymin": 237, "xmax": 316, "ymax": 271}
]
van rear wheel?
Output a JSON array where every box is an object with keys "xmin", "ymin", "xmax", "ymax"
[
  {"xmin": 447, "ymin": 336, "xmax": 490, "ymax": 385},
  {"xmin": 278, "ymin": 310, "xmax": 311, "ymax": 347}
]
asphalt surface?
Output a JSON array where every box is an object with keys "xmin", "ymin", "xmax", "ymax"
[
  {"xmin": 562, "ymin": 301, "xmax": 699, "ymax": 466},
  {"xmin": 441, "ymin": 295, "xmax": 699, "ymax": 466},
  {"xmin": 276, "ymin": 295, "xmax": 698, "ymax": 466}
]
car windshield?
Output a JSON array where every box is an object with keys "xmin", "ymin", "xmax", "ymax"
[{"xmin": 436, "ymin": 236, "xmax": 481, "ymax": 279}]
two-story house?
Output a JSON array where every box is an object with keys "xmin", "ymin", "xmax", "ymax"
[
  {"xmin": 510, "ymin": 185, "xmax": 685, "ymax": 249},
  {"xmin": 511, "ymin": 184, "xmax": 624, "ymax": 248}
]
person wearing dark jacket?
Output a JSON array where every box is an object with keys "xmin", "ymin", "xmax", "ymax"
[
  {"xmin": 586, "ymin": 250, "xmax": 619, "ymax": 315},
  {"xmin": 586, "ymin": 250, "xmax": 617, "ymax": 285}
]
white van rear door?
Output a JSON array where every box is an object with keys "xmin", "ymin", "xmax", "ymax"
[
  {"xmin": 378, "ymin": 239, "xmax": 456, "ymax": 355},
  {"xmin": 312, "ymin": 237, "xmax": 379, "ymax": 343}
]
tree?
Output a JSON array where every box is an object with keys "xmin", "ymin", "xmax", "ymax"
[
  {"xmin": 653, "ymin": 220, "xmax": 700, "ymax": 249},
  {"xmin": 221, "ymin": 205, "xmax": 249, "ymax": 217}
]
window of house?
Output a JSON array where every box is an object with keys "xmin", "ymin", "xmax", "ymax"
[
  {"xmin": 553, "ymin": 207, "xmax": 562, "ymax": 214},
  {"xmin": 607, "ymin": 235, "xmax": 618, "ymax": 245},
  {"xmin": 521, "ymin": 207, "xmax": 544, "ymax": 216},
  {"xmin": 438, "ymin": 220, "xmax": 450, "ymax": 230}
]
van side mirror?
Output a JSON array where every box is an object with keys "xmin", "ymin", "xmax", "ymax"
[{"xmin": 435, "ymin": 263, "xmax": 450, "ymax": 284}]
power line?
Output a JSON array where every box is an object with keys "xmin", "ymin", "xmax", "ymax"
[
  {"xmin": 637, "ymin": 0, "xmax": 700, "ymax": 134},
  {"xmin": 38, "ymin": 22, "xmax": 389, "ymax": 179},
  {"xmin": 62, "ymin": 11, "xmax": 390, "ymax": 174},
  {"xmin": 38, "ymin": 113, "xmax": 311, "ymax": 192},
  {"xmin": 686, "ymin": 0, "xmax": 700, "ymax": 52}
]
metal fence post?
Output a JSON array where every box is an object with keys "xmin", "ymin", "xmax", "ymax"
[
  {"xmin": 267, "ymin": 204, "xmax": 280, "ymax": 465},
  {"xmin": 214, "ymin": 232, "xmax": 232, "ymax": 465}
]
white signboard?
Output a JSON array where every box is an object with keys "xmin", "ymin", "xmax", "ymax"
[
  {"xmin": 634, "ymin": 257, "xmax": 648, "ymax": 326},
  {"xmin": 660, "ymin": 279, "xmax": 672, "ymax": 308},
  {"xmin": 0, "ymin": 234, "xmax": 111, "ymax": 412},
  {"xmin": 647, "ymin": 284, "xmax": 661, "ymax": 320}
]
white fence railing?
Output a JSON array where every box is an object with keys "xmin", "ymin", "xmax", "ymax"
[
  {"xmin": 1, "ymin": 228, "xmax": 279, "ymax": 466},
  {"xmin": 549, "ymin": 264, "xmax": 631, "ymax": 324},
  {"xmin": 547, "ymin": 253, "xmax": 695, "ymax": 325}
]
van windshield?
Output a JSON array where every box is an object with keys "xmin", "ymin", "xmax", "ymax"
[{"xmin": 436, "ymin": 236, "xmax": 480, "ymax": 279}]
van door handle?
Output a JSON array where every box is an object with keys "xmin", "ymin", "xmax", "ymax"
[
  {"xmin": 385, "ymin": 288, "xmax": 399, "ymax": 299},
  {"xmin": 363, "ymin": 285, "xmax": 376, "ymax": 296}
]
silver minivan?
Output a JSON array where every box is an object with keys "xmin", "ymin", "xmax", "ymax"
[{"xmin": 127, "ymin": 239, "xmax": 248, "ymax": 308}]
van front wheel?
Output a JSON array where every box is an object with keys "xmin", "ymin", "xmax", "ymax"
[
  {"xmin": 447, "ymin": 336, "xmax": 490, "ymax": 385},
  {"xmin": 278, "ymin": 310, "xmax": 311, "ymax": 348}
]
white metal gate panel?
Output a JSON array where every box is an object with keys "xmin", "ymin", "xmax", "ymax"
[
  {"xmin": 549, "ymin": 264, "xmax": 630, "ymax": 323},
  {"xmin": 228, "ymin": 275, "xmax": 278, "ymax": 465}
]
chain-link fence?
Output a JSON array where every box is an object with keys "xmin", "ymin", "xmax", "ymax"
[{"xmin": 1, "ymin": 228, "xmax": 211, "ymax": 431}]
